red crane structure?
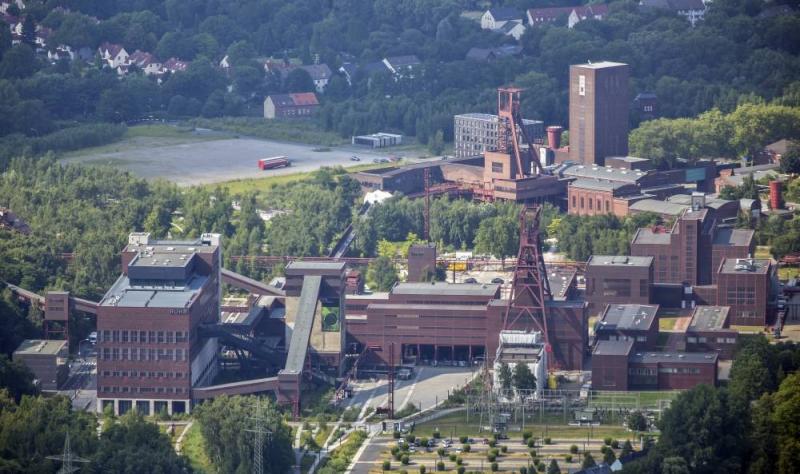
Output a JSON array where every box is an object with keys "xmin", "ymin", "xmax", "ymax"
[
  {"xmin": 503, "ymin": 206, "xmax": 552, "ymax": 349},
  {"xmin": 497, "ymin": 87, "xmax": 545, "ymax": 179}
]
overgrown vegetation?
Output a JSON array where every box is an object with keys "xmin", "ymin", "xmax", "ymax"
[{"xmin": 317, "ymin": 430, "xmax": 367, "ymax": 474}]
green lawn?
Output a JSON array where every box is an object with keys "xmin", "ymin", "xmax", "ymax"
[
  {"xmin": 779, "ymin": 266, "xmax": 800, "ymax": 280},
  {"xmin": 659, "ymin": 317, "xmax": 678, "ymax": 331},
  {"xmin": 182, "ymin": 422, "xmax": 215, "ymax": 474},
  {"xmin": 63, "ymin": 123, "xmax": 228, "ymax": 158},
  {"xmin": 187, "ymin": 117, "xmax": 345, "ymax": 146}
]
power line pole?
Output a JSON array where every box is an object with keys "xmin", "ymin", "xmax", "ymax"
[
  {"xmin": 246, "ymin": 398, "xmax": 273, "ymax": 474},
  {"xmin": 47, "ymin": 432, "xmax": 89, "ymax": 474}
]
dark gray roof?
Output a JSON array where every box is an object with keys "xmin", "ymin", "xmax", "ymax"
[
  {"xmin": 593, "ymin": 340, "xmax": 634, "ymax": 356},
  {"xmin": 392, "ymin": 281, "xmax": 499, "ymax": 297},
  {"xmin": 712, "ymin": 227, "xmax": 754, "ymax": 247},
  {"xmin": 632, "ymin": 228, "xmax": 672, "ymax": 245},
  {"xmin": 369, "ymin": 303, "xmax": 488, "ymax": 312},
  {"xmin": 629, "ymin": 199, "xmax": 688, "ymax": 216},
  {"xmin": 547, "ymin": 268, "xmax": 576, "ymax": 300},
  {"xmin": 599, "ymin": 304, "xmax": 658, "ymax": 331},
  {"xmin": 689, "ymin": 306, "xmax": 730, "ymax": 332},
  {"xmin": 300, "ymin": 63, "xmax": 332, "ymax": 81},
  {"xmin": 14, "ymin": 339, "xmax": 67, "ymax": 356},
  {"xmin": 719, "ymin": 258, "xmax": 770, "ymax": 275},
  {"xmin": 466, "ymin": 45, "xmax": 522, "ymax": 61},
  {"xmin": 587, "ymin": 255, "xmax": 654, "ymax": 267},
  {"xmin": 100, "ymin": 274, "xmax": 207, "ymax": 308},
  {"xmin": 488, "ymin": 7, "xmax": 521, "ymax": 21},
  {"xmin": 385, "ymin": 55, "xmax": 420, "ymax": 68},
  {"xmin": 570, "ymin": 179, "xmax": 631, "ymax": 192},
  {"xmin": 282, "ymin": 275, "xmax": 322, "ymax": 374},
  {"xmin": 286, "ymin": 261, "xmax": 346, "ymax": 272},
  {"xmin": 629, "ymin": 351, "xmax": 718, "ymax": 364}
]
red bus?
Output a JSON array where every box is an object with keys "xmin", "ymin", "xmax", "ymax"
[{"xmin": 258, "ymin": 156, "xmax": 290, "ymax": 170}]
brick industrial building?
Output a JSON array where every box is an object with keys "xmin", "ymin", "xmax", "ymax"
[
  {"xmin": 594, "ymin": 304, "xmax": 658, "ymax": 351},
  {"xmin": 13, "ymin": 339, "xmax": 68, "ymax": 391},
  {"xmin": 569, "ymin": 61, "xmax": 630, "ymax": 166},
  {"xmin": 96, "ymin": 233, "xmax": 222, "ymax": 415},
  {"xmin": 585, "ymin": 256, "xmax": 653, "ymax": 314}
]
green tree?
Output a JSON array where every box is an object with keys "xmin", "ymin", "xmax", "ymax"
[
  {"xmin": 546, "ymin": 459, "xmax": 560, "ymax": 474},
  {"xmin": 661, "ymin": 456, "xmax": 690, "ymax": 474},
  {"xmin": 512, "ymin": 363, "xmax": 537, "ymax": 392},
  {"xmin": 367, "ymin": 256, "xmax": 397, "ymax": 292},
  {"xmin": 428, "ymin": 130, "xmax": 444, "ymax": 155},
  {"xmin": 582, "ymin": 452, "xmax": 596, "ymax": 469},
  {"xmin": 627, "ymin": 411, "xmax": 648, "ymax": 432},
  {"xmin": 285, "ymin": 68, "xmax": 314, "ymax": 93},
  {"xmin": 497, "ymin": 362, "xmax": 512, "ymax": 391},
  {"xmin": 474, "ymin": 215, "xmax": 519, "ymax": 265},
  {"xmin": 729, "ymin": 335, "xmax": 776, "ymax": 404},
  {"xmin": 779, "ymin": 144, "xmax": 800, "ymax": 174},
  {"xmin": 0, "ymin": 355, "xmax": 38, "ymax": 402}
]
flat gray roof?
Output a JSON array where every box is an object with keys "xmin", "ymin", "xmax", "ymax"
[
  {"xmin": 129, "ymin": 252, "xmax": 195, "ymax": 268},
  {"xmin": 630, "ymin": 351, "xmax": 718, "ymax": 364},
  {"xmin": 607, "ymin": 156, "xmax": 650, "ymax": 163},
  {"xmin": 599, "ymin": 304, "xmax": 658, "ymax": 331},
  {"xmin": 547, "ymin": 268, "xmax": 576, "ymax": 300},
  {"xmin": 713, "ymin": 228, "xmax": 754, "ymax": 247},
  {"xmin": 689, "ymin": 306, "xmax": 730, "ymax": 332},
  {"xmin": 125, "ymin": 240, "xmax": 216, "ymax": 254},
  {"xmin": 100, "ymin": 274, "xmax": 207, "ymax": 308},
  {"xmin": 587, "ymin": 255, "xmax": 653, "ymax": 267},
  {"xmin": 629, "ymin": 199, "xmax": 688, "ymax": 216},
  {"xmin": 392, "ymin": 282, "xmax": 499, "ymax": 297},
  {"xmin": 719, "ymin": 258, "xmax": 770, "ymax": 275},
  {"xmin": 560, "ymin": 163, "xmax": 647, "ymax": 184},
  {"xmin": 574, "ymin": 61, "xmax": 628, "ymax": 69},
  {"xmin": 14, "ymin": 339, "xmax": 67, "ymax": 356},
  {"xmin": 593, "ymin": 339, "xmax": 633, "ymax": 356},
  {"xmin": 369, "ymin": 303, "xmax": 488, "ymax": 312},
  {"xmin": 569, "ymin": 179, "xmax": 631, "ymax": 192},
  {"xmin": 286, "ymin": 261, "xmax": 346, "ymax": 271},
  {"xmin": 632, "ymin": 228, "xmax": 672, "ymax": 245}
]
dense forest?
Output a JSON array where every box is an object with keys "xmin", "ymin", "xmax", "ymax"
[{"xmin": 0, "ymin": 0, "xmax": 799, "ymax": 156}]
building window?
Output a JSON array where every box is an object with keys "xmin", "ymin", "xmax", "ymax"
[
  {"xmin": 687, "ymin": 337, "xmax": 697, "ymax": 343},
  {"xmin": 130, "ymin": 331, "xmax": 138, "ymax": 343},
  {"xmin": 166, "ymin": 332, "xmax": 174, "ymax": 344},
  {"xmin": 121, "ymin": 331, "xmax": 128, "ymax": 343},
  {"xmin": 579, "ymin": 75, "xmax": 586, "ymax": 96},
  {"xmin": 698, "ymin": 337, "xmax": 707, "ymax": 343},
  {"xmin": 157, "ymin": 331, "xmax": 165, "ymax": 344},
  {"xmin": 589, "ymin": 199, "xmax": 593, "ymax": 210},
  {"xmin": 572, "ymin": 196, "xmax": 576, "ymax": 208},
  {"xmin": 636, "ymin": 336, "xmax": 647, "ymax": 342},
  {"xmin": 602, "ymin": 279, "xmax": 631, "ymax": 297},
  {"xmin": 605, "ymin": 201, "xmax": 610, "ymax": 212},
  {"xmin": 492, "ymin": 162, "xmax": 503, "ymax": 173},
  {"xmin": 580, "ymin": 197, "xmax": 584, "ymax": 208}
]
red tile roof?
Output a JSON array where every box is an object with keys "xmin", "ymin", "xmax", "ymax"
[{"xmin": 289, "ymin": 92, "xmax": 319, "ymax": 106}]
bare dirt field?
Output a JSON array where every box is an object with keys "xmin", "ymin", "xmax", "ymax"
[{"xmin": 62, "ymin": 130, "xmax": 396, "ymax": 186}]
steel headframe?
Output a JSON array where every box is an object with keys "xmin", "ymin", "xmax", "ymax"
[
  {"xmin": 497, "ymin": 87, "xmax": 545, "ymax": 179},
  {"xmin": 503, "ymin": 205, "xmax": 552, "ymax": 343}
]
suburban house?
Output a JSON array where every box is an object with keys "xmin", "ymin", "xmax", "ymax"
[
  {"xmin": 0, "ymin": 0, "xmax": 24, "ymax": 15},
  {"xmin": 499, "ymin": 20, "xmax": 526, "ymax": 40},
  {"xmin": 527, "ymin": 4, "xmax": 609, "ymax": 28},
  {"xmin": 219, "ymin": 55, "xmax": 230, "ymax": 71},
  {"xmin": 98, "ymin": 42, "xmax": 129, "ymax": 68},
  {"xmin": 300, "ymin": 64, "xmax": 333, "ymax": 93},
  {"xmin": 639, "ymin": 0, "xmax": 707, "ymax": 26},
  {"xmin": 129, "ymin": 50, "xmax": 161, "ymax": 75},
  {"xmin": 263, "ymin": 92, "xmax": 319, "ymax": 119},
  {"xmin": 480, "ymin": 7, "xmax": 523, "ymax": 30},
  {"xmin": 465, "ymin": 45, "xmax": 522, "ymax": 62},
  {"xmin": 162, "ymin": 57, "xmax": 188, "ymax": 74},
  {"xmin": 382, "ymin": 55, "xmax": 421, "ymax": 78},
  {"xmin": 47, "ymin": 44, "xmax": 74, "ymax": 62}
]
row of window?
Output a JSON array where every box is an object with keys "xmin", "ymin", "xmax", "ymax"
[
  {"xmin": 725, "ymin": 287, "xmax": 756, "ymax": 305},
  {"xmin": 657, "ymin": 367, "xmax": 702, "ymax": 375},
  {"xmin": 99, "ymin": 330, "xmax": 188, "ymax": 344},
  {"xmin": 687, "ymin": 336, "xmax": 736, "ymax": 344},
  {"xmin": 605, "ymin": 335, "xmax": 648, "ymax": 343},
  {"xmin": 99, "ymin": 386, "xmax": 187, "ymax": 395},
  {"xmin": 571, "ymin": 195, "xmax": 612, "ymax": 213},
  {"xmin": 102, "ymin": 370, "xmax": 188, "ymax": 379},
  {"xmin": 100, "ymin": 347, "xmax": 187, "ymax": 362}
]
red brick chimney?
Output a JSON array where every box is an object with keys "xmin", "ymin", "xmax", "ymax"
[{"xmin": 546, "ymin": 126, "xmax": 563, "ymax": 150}]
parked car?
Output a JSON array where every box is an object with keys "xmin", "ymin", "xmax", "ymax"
[
  {"xmin": 350, "ymin": 155, "xmax": 360, "ymax": 161},
  {"xmin": 491, "ymin": 277, "xmax": 504, "ymax": 284},
  {"xmin": 464, "ymin": 277, "xmax": 478, "ymax": 284}
]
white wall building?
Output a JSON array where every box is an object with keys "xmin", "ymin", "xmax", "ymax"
[{"xmin": 493, "ymin": 330, "xmax": 547, "ymax": 399}]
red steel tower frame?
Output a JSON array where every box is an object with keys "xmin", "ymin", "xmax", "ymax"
[
  {"xmin": 497, "ymin": 87, "xmax": 545, "ymax": 179},
  {"xmin": 503, "ymin": 206, "xmax": 552, "ymax": 344}
]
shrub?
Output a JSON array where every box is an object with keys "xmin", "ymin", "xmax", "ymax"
[
  {"xmin": 600, "ymin": 445, "xmax": 609, "ymax": 454},
  {"xmin": 487, "ymin": 453, "xmax": 496, "ymax": 462},
  {"xmin": 437, "ymin": 461, "xmax": 445, "ymax": 471},
  {"xmin": 401, "ymin": 455, "xmax": 410, "ymax": 465},
  {"xmin": 537, "ymin": 462, "xmax": 545, "ymax": 472},
  {"xmin": 457, "ymin": 467, "xmax": 466, "ymax": 474},
  {"xmin": 489, "ymin": 448, "xmax": 499, "ymax": 458},
  {"xmin": 458, "ymin": 435, "xmax": 467, "ymax": 443},
  {"xmin": 565, "ymin": 454, "xmax": 573, "ymax": 463},
  {"xmin": 491, "ymin": 462, "xmax": 499, "ymax": 472},
  {"xmin": 604, "ymin": 437, "xmax": 613, "ymax": 446},
  {"xmin": 400, "ymin": 471, "xmax": 407, "ymax": 474},
  {"xmin": 529, "ymin": 449, "xmax": 538, "ymax": 458},
  {"xmin": 500, "ymin": 446, "xmax": 508, "ymax": 453},
  {"xmin": 391, "ymin": 446, "xmax": 400, "ymax": 456},
  {"xmin": 456, "ymin": 457, "xmax": 463, "ymax": 466},
  {"xmin": 393, "ymin": 431, "xmax": 401, "ymax": 439},
  {"xmin": 406, "ymin": 435, "xmax": 416, "ymax": 444},
  {"xmin": 394, "ymin": 452, "xmax": 402, "ymax": 461},
  {"xmin": 383, "ymin": 460, "xmax": 392, "ymax": 471},
  {"xmin": 419, "ymin": 466, "xmax": 426, "ymax": 474},
  {"xmin": 520, "ymin": 467, "xmax": 528, "ymax": 474},
  {"xmin": 523, "ymin": 431, "xmax": 533, "ymax": 441},
  {"xmin": 462, "ymin": 444, "xmax": 471, "ymax": 453},
  {"xmin": 402, "ymin": 442, "xmax": 409, "ymax": 451},
  {"xmin": 437, "ymin": 448, "xmax": 445, "ymax": 458},
  {"xmin": 449, "ymin": 454, "xmax": 457, "ymax": 462},
  {"xmin": 420, "ymin": 437, "xmax": 429, "ymax": 448},
  {"xmin": 433, "ymin": 431, "xmax": 441, "ymax": 439},
  {"xmin": 544, "ymin": 437, "xmax": 552, "ymax": 445},
  {"xmin": 570, "ymin": 445, "xmax": 579, "ymax": 454},
  {"xmin": 488, "ymin": 439, "xmax": 497, "ymax": 448},
  {"xmin": 611, "ymin": 439, "xmax": 620, "ymax": 449},
  {"xmin": 528, "ymin": 438, "xmax": 536, "ymax": 448}
]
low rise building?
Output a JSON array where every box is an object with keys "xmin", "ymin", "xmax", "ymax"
[
  {"xmin": 352, "ymin": 133, "xmax": 402, "ymax": 148},
  {"xmin": 13, "ymin": 339, "xmax": 68, "ymax": 391},
  {"xmin": 263, "ymin": 93, "xmax": 319, "ymax": 119},
  {"xmin": 454, "ymin": 113, "xmax": 544, "ymax": 158},
  {"xmin": 493, "ymin": 331, "xmax": 547, "ymax": 398},
  {"xmin": 684, "ymin": 306, "xmax": 737, "ymax": 359},
  {"xmin": 585, "ymin": 256, "xmax": 654, "ymax": 315},
  {"xmin": 594, "ymin": 304, "xmax": 658, "ymax": 351},
  {"xmin": 716, "ymin": 258, "xmax": 773, "ymax": 326}
]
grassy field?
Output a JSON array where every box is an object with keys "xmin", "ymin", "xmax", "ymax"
[
  {"xmin": 201, "ymin": 160, "xmax": 399, "ymax": 194},
  {"xmin": 182, "ymin": 422, "xmax": 215, "ymax": 473},
  {"xmin": 755, "ymin": 246, "xmax": 772, "ymax": 259},
  {"xmin": 188, "ymin": 117, "xmax": 345, "ymax": 146},
  {"xmin": 659, "ymin": 317, "xmax": 678, "ymax": 330},
  {"xmin": 779, "ymin": 266, "xmax": 800, "ymax": 280},
  {"xmin": 588, "ymin": 390, "xmax": 680, "ymax": 409}
]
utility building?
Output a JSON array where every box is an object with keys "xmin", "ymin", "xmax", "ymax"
[{"xmin": 569, "ymin": 61, "xmax": 630, "ymax": 166}]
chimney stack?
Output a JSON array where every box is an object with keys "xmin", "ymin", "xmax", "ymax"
[
  {"xmin": 769, "ymin": 180, "xmax": 783, "ymax": 210},
  {"xmin": 546, "ymin": 126, "xmax": 563, "ymax": 150}
]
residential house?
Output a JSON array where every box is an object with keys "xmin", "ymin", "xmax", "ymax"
[
  {"xmin": 764, "ymin": 139, "xmax": 797, "ymax": 166},
  {"xmin": 98, "ymin": 42, "xmax": 129, "ymax": 68},
  {"xmin": 498, "ymin": 20, "xmax": 526, "ymax": 40},
  {"xmin": 639, "ymin": 0, "xmax": 707, "ymax": 26},
  {"xmin": 34, "ymin": 25, "xmax": 51, "ymax": 48},
  {"xmin": 339, "ymin": 62, "xmax": 358, "ymax": 86},
  {"xmin": 219, "ymin": 55, "xmax": 230, "ymax": 72},
  {"xmin": 263, "ymin": 92, "xmax": 319, "ymax": 119},
  {"xmin": 527, "ymin": 4, "xmax": 609, "ymax": 28},
  {"xmin": 480, "ymin": 7, "xmax": 522, "ymax": 30},
  {"xmin": 300, "ymin": 64, "xmax": 332, "ymax": 93},
  {"xmin": 382, "ymin": 55, "xmax": 421, "ymax": 79},
  {"xmin": 129, "ymin": 50, "xmax": 161, "ymax": 75},
  {"xmin": 47, "ymin": 44, "xmax": 74, "ymax": 62},
  {"xmin": 0, "ymin": 0, "xmax": 24, "ymax": 15},
  {"xmin": 162, "ymin": 57, "xmax": 188, "ymax": 74},
  {"xmin": 465, "ymin": 45, "xmax": 522, "ymax": 61}
]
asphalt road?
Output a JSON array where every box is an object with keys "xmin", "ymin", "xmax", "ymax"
[{"xmin": 64, "ymin": 136, "xmax": 397, "ymax": 186}]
